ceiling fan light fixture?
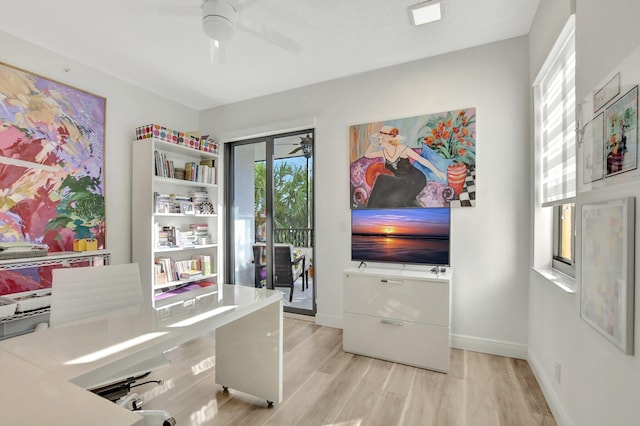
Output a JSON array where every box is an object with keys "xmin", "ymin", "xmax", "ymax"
[
  {"xmin": 202, "ymin": 0, "xmax": 238, "ymax": 41},
  {"xmin": 203, "ymin": 15, "xmax": 235, "ymax": 41},
  {"xmin": 409, "ymin": 0, "xmax": 442, "ymax": 26}
]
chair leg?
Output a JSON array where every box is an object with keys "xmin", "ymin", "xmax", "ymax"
[{"xmin": 289, "ymin": 284, "xmax": 294, "ymax": 302}]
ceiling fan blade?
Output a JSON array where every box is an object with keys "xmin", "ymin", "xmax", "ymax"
[
  {"xmin": 288, "ymin": 146, "xmax": 303, "ymax": 155},
  {"xmin": 234, "ymin": 0, "xmax": 259, "ymax": 12},
  {"xmin": 238, "ymin": 21, "xmax": 302, "ymax": 54},
  {"xmin": 144, "ymin": 0, "xmax": 201, "ymax": 16}
]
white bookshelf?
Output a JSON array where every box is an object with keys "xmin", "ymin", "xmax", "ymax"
[{"xmin": 132, "ymin": 138, "xmax": 222, "ymax": 309}]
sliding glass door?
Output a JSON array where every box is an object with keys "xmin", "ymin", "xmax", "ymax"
[{"xmin": 225, "ymin": 129, "xmax": 315, "ymax": 315}]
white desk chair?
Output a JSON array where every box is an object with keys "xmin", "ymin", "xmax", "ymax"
[{"xmin": 50, "ymin": 263, "xmax": 175, "ymax": 426}]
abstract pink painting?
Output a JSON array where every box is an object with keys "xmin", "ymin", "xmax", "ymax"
[{"xmin": 0, "ymin": 62, "xmax": 106, "ymax": 294}]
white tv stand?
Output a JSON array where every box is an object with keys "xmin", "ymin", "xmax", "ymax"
[{"xmin": 343, "ymin": 266, "xmax": 451, "ymax": 372}]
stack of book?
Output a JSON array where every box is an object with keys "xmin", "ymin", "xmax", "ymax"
[
  {"xmin": 176, "ymin": 229, "xmax": 197, "ymax": 247},
  {"xmin": 156, "ymin": 225, "xmax": 177, "ymax": 248},
  {"xmin": 188, "ymin": 191, "xmax": 209, "ymax": 205},
  {"xmin": 190, "ymin": 223, "xmax": 211, "ymax": 245}
]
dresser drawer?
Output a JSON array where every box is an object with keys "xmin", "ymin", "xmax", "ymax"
[
  {"xmin": 343, "ymin": 312, "xmax": 450, "ymax": 372},
  {"xmin": 344, "ymin": 273, "xmax": 449, "ymax": 325}
]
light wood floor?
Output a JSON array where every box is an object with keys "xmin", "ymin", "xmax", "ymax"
[{"xmin": 140, "ymin": 317, "xmax": 556, "ymax": 425}]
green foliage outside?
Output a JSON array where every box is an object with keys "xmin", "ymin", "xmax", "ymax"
[{"xmin": 254, "ymin": 158, "xmax": 313, "ymax": 237}]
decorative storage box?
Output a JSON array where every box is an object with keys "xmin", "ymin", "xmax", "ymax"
[
  {"xmin": 0, "ymin": 297, "xmax": 18, "ymax": 319},
  {"xmin": 178, "ymin": 132, "xmax": 201, "ymax": 150},
  {"xmin": 135, "ymin": 124, "xmax": 180, "ymax": 144},
  {"xmin": 73, "ymin": 238, "xmax": 98, "ymax": 252},
  {"xmin": 200, "ymin": 139, "xmax": 219, "ymax": 155}
]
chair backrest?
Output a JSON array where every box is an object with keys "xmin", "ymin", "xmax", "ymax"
[
  {"xmin": 50, "ymin": 263, "xmax": 144, "ymax": 328},
  {"xmin": 274, "ymin": 244, "xmax": 295, "ymax": 285},
  {"xmin": 252, "ymin": 243, "xmax": 266, "ymax": 266}
]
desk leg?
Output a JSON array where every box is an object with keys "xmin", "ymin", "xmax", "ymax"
[{"xmin": 215, "ymin": 300, "xmax": 283, "ymax": 405}]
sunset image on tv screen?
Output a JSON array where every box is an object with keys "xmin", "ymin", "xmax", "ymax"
[{"xmin": 351, "ymin": 208, "xmax": 450, "ymax": 265}]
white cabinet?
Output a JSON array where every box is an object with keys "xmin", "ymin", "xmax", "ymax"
[
  {"xmin": 132, "ymin": 138, "xmax": 221, "ymax": 309},
  {"xmin": 343, "ymin": 267, "xmax": 451, "ymax": 372}
]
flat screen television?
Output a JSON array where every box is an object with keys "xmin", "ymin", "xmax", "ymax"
[{"xmin": 351, "ymin": 207, "xmax": 450, "ymax": 266}]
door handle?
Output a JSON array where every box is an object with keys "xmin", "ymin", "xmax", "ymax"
[
  {"xmin": 380, "ymin": 319, "xmax": 404, "ymax": 326},
  {"xmin": 380, "ymin": 279, "xmax": 403, "ymax": 285}
]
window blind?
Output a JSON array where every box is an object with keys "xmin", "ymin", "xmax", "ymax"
[{"xmin": 539, "ymin": 29, "xmax": 576, "ymax": 207}]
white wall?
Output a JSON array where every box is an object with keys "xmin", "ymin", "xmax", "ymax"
[
  {"xmin": 200, "ymin": 37, "xmax": 532, "ymax": 349},
  {"xmin": 528, "ymin": 1, "xmax": 640, "ymax": 425},
  {"xmin": 0, "ymin": 31, "xmax": 199, "ymax": 264}
]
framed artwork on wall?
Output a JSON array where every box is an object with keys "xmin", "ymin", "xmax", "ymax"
[
  {"xmin": 594, "ymin": 72, "xmax": 620, "ymax": 113},
  {"xmin": 581, "ymin": 112, "xmax": 605, "ymax": 186},
  {"xmin": 578, "ymin": 44, "xmax": 640, "ymax": 192},
  {"xmin": 349, "ymin": 108, "xmax": 476, "ymax": 209},
  {"xmin": 604, "ymin": 86, "xmax": 638, "ymax": 178},
  {"xmin": 0, "ymin": 62, "xmax": 106, "ymax": 294},
  {"xmin": 580, "ymin": 197, "xmax": 635, "ymax": 354}
]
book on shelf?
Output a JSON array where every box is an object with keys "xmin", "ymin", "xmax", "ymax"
[
  {"xmin": 176, "ymin": 229, "xmax": 197, "ymax": 247},
  {"xmin": 155, "ymin": 270, "xmax": 168, "ymax": 286},
  {"xmin": 189, "ymin": 223, "xmax": 212, "ymax": 245},
  {"xmin": 179, "ymin": 270, "xmax": 203, "ymax": 280},
  {"xmin": 193, "ymin": 254, "xmax": 212, "ymax": 275},
  {"xmin": 184, "ymin": 161, "xmax": 215, "ymax": 184},
  {"xmin": 154, "ymin": 150, "xmax": 175, "ymax": 178},
  {"xmin": 154, "ymin": 257, "xmax": 175, "ymax": 284},
  {"xmin": 161, "ymin": 225, "xmax": 177, "ymax": 247},
  {"xmin": 200, "ymin": 159, "xmax": 217, "ymax": 184},
  {"xmin": 184, "ymin": 162, "xmax": 193, "ymax": 181}
]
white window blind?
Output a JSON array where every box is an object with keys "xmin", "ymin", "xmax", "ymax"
[{"xmin": 538, "ymin": 23, "xmax": 576, "ymax": 207}]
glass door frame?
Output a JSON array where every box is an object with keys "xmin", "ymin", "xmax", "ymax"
[{"xmin": 224, "ymin": 128, "xmax": 315, "ymax": 315}]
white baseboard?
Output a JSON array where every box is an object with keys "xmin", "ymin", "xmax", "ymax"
[
  {"xmin": 283, "ymin": 312, "xmax": 314, "ymax": 322},
  {"xmin": 527, "ymin": 350, "xmax": 573, "ymax": 426},
  {"xmin": 315, "ymin": 313, "xmax": 342, "ymax": 329},
  {"xmin": 450, "ymin": 333, "xmax": 528, "ymax": 360}
]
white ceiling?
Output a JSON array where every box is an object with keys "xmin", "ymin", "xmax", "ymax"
[{"xmin": 0, "ymin": 0, "xmax": 540, "ymax": 111}]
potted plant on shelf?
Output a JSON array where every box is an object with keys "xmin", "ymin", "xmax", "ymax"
[{"xmin": 419, "ymin": 109, "xmax": 476, "ymax": 195}]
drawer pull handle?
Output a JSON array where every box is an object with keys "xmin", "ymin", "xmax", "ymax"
[
  {"xmin": 380, "ymin": 319, "xmax": 404, "ymax": 326},
  {"xmin": 380, "ymin": 279, "xmax": 403, "ymax": 285}
]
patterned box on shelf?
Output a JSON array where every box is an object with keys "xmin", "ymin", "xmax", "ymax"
[
  {"xmin": 178, "ymin": 132, "xmax": 201, "ymax": 150},
  {"xmin": 200, "ymin": 139, "xmax": 219, "ymax": 155},
  {"xmin": 135, "ymin": 124, "xmax": 180, "ymax": 144}
]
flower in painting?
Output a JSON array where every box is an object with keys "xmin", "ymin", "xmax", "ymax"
[{"xmin": 419, "ymin": 109, "xmax": 476, "ymax": 167}]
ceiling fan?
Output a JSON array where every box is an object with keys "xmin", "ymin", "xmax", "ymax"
[
  {"xmin": 288, "ymin": 134, "xmax": 313, "ymax": 158},
  {"xmin": 202, "ymin": 0, "xmax": 238, "ymax": 42},
  {"xmin": 189, "ymin": 0, "xmax": 301, "ymax": 62}
]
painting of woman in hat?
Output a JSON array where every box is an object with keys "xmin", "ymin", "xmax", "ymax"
[{"xmin": 364, "ymin": 125, "xmax": 446, "ymax": 208}]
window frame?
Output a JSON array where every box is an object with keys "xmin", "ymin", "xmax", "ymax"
[
  {"xmin": 533, "ymin": 15, "xmax": 577, "ymax": 280},
  {"xmin": 552, "ymin": 203, "xmax": 575, "ymax": 277}
]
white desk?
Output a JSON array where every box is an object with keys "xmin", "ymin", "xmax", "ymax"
[{"xmin": 0, "ymin": 284, "xmax": 283, "ymax": 425}]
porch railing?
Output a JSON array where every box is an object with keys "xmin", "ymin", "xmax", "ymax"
[{"xmin": 274, "ymin": 228, "xmax": 313, "ymax": 247}]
